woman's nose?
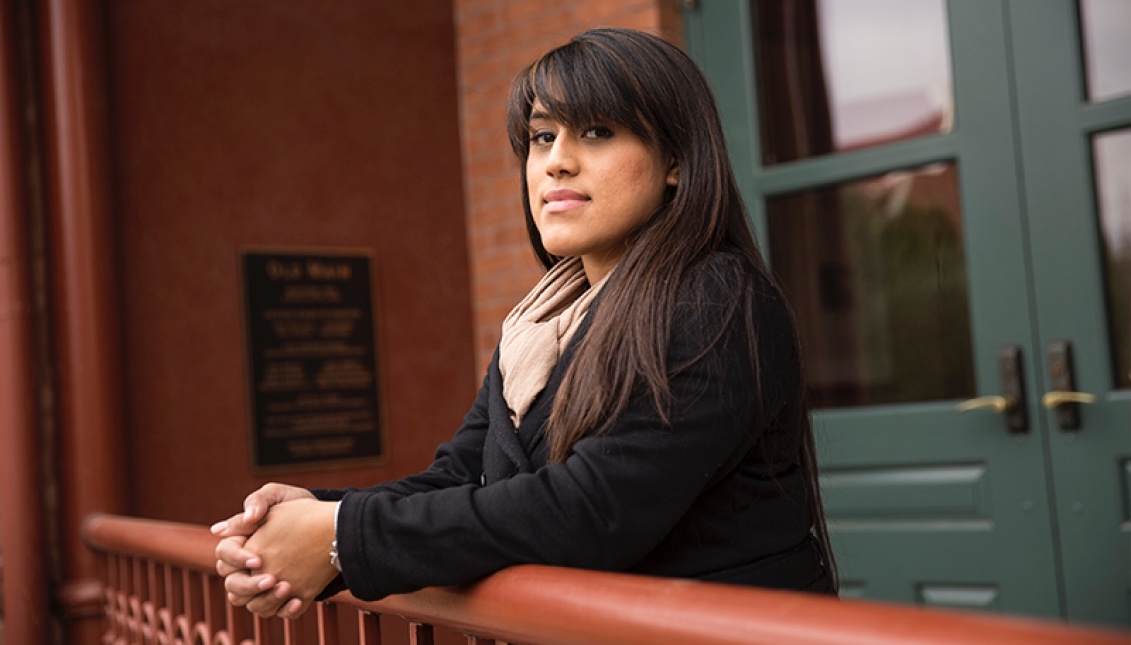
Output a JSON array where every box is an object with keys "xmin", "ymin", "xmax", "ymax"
[{"xmin": 545, "ymin": 138, "xmax": 579, "ymax": 176}]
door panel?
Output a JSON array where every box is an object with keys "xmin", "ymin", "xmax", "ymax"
[
  {"xmin": 687, "ymin": 0, "xmax": 1130, "ymax": 626},
  {"xmin": 814, "ymin": 402, "xmax": 1061, "ymax": 616}
]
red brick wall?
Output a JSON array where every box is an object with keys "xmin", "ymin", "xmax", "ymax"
[
  {"xmin": 105, "ymin": 1, "xmax": 477, "ymax": 523},
  {"xmin": 454, "ymin": 0, "xmax": 684, "ymax": 372}
]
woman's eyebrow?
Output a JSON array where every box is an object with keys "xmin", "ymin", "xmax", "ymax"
[{"xmin": 528, "ymin": 109, "xmax": 550, "ymax": 121}]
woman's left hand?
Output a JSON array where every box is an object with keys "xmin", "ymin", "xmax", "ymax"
[{"xmin": 219, "ymin": 498, "xmax": 341, "ymax": 619}]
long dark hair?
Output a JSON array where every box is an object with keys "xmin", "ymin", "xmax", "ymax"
[{"xmin": 506, "ymin": 28, "xmax": 836, "ymax": 592}]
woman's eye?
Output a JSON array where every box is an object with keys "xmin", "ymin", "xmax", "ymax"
[
  {"xmin": 581, "ymin": 125, "xmax": 613, "ymax": 139},
  {"xmin": 529, "ymin": 131, "xmax": 554, "ymax": 146}
]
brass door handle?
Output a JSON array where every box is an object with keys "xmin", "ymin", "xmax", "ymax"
[
  {"xmin": 1041, "ymin": 390, "xmax": 1096, "ymax": 408},
  {"xmin": 957, "ymin": 395, "xmax": 1015, "ymax": 414}
]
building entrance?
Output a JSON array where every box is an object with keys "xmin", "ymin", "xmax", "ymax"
[{"xmin": 688, "ymin": 0, "xmax": 1130, "ymax": 627}]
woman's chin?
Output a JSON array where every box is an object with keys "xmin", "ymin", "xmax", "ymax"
[{"xmin": 538, "ymin": 240, "xmax": 581, "ymax": 259}]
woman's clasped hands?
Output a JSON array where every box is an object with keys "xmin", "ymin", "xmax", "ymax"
[{"xmin": 211, "ymin": 483, "xmax": 340, "ymax": 619}]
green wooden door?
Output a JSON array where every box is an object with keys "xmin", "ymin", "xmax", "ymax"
[
  {"xmin": 686, "ymin": 0, "xmax": 1130, "ymax": 627},
  {"xmin": 1007, "ymin": 1, "xmax": 1131, "ymax": 626}
]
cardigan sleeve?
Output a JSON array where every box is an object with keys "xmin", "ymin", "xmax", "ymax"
[
  {"xmin": 310, "ymin": 365, "xmax": 492, "ymax": 502},
  {"xmin": 335, "ymin": 255, "xmax": 792, "ymax": 600}
]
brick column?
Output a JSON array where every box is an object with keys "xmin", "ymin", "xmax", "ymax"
[{"xmin": 454, "ymin": 0, "xmax": 683, "ymax": 373}]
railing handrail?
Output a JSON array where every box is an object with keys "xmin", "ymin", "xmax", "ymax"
[{"xmin": 83, "ymin": 513, "xmax": 1128, "ymax": 645}]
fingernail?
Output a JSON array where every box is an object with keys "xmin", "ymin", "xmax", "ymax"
[
  {"xmin": 258, "ymin": 577, "xmax": 273, "ymax": 591},
  {"xmin": 244, "ymin": 506, "xmax": 258, "ymax": 521},
  {"xmin": 246, "ymin": 557, "xmax": 261, "ymax": 569},
  {"xmin": 210, "ymin": 521, "xmax": 227, "ymax": 534}
]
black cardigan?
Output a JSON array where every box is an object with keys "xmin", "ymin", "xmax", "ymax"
[{"xmin": 313, "ymin": 253, "xmax": 828, "ymax": 600}]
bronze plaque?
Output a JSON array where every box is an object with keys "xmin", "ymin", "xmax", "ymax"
[{"xmin": 241, "ymin": 250, "xmax": 382, "ymax": 470}]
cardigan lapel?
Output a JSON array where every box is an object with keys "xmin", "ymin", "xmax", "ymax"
[
  {"xmin": 485, "ymin": 350, "xmax": 530, "ymax": 478},
  {"xmin": 513, "ymin": 305, "xmax": 596, "ymax": 465},
  {"xmin": 484, "ymin": 285, "xmax": 601, "ymax": 480}
]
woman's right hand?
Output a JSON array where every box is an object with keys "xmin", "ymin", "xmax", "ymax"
[{"xmin": 211, "ymin": 483, "xmax": 316, "ymax": 608}]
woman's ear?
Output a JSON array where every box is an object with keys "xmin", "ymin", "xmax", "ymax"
[{"xmin": 666, "ymin": 159, "xmax": 679, "ymax": 187}]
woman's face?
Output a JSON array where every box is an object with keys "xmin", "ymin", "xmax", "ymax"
[{"xmin": 526, "ymin": 100, "xmax": 676, "ymax": 283}]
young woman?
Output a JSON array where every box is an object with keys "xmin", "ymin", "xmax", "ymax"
[{"xmin": 213, "ymin": 27, "xmax": 837, "ymax": 618}]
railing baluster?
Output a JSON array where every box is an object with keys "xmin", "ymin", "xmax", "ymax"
[
  {"xmin": 206, "ymin": 572, "xmax": 241, "ymax": 643},
  {"xmin": 318, "ymin": 602, "xmax": 340, "ymax": 645},
  {"xmin": 125, "ymin": 552, "xmax": 136, "ymax": 638},
  {"xmin": 408, "ymin": 622, "xmax": 434, "ymax": 645},
  {"xmin": 177, "ymin": 566, "xmax": 198, "ymax": 644},
  {"xmin": 181, "ymin": 564, "xmax": 196, "ymax": 619},
  {"xmin": 466, "ymin": 636, "xmax": 496, "ymax": 645},
  {"xmin": 162, "ymin": 563, "xmax": 180, "ymax": 644},
  {"xmin": 283, "ymin": 616, "xmax": 301, "ymax": 645},
  {"xmin": 253, "ymin": 613, "xmax": 271, "ymax": 644},
  {"xmin": 202, "ymin": 573, "xmax": 221, "ymax": 635},
  {"xmin": 104, "ymin": 553, "xmax": 120, "ymax": 643},
  {"xmin": 225, "ymin": 592, "xmax": 252, "ymax": 645},
  {"xmin": 142, "ymin": 558, "xmax": 155, "ymax": 644},
  {"xmin": 142, "ymin": 558, "xmax": 157, "ymax": 645},
  {"xmin": 128, "ymin": 556, "xmax": 142, "ymax": 641},
  {"xmin": 358, "ymin": 611, "xmax": 381, "ymax": 645}
]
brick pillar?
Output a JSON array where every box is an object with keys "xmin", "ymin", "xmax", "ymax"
[{"xmin": 454, "ymin": 0, "xmax": 683, "ymax": 373}]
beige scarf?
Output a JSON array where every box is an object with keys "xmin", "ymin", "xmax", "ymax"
[{"xmin": 499, "ymin": 257, "xmax": 606, "ymax": 428}]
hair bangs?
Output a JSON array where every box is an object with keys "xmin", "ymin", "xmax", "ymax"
[{"xmin": 507, "ymin": 38, "xmax": 656, "ymax": 156}]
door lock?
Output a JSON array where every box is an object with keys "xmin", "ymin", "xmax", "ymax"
[
  {"xmin": 956, "ymin": 345, "xmax": 1028, "ymax": 434},
  {"xmin": 1043, "ymin": 340, "xmax": 1095, "ymax": 431}
]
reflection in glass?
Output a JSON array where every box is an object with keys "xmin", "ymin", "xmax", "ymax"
[
  {"xmin": 1092, "ymin": 130, "xmax": 1131, "ymax": 389},
  {"xmin": 1079, "ymin": 0, "xmax": 1131, "ymax": 101},
  {"xmin": 766, "ymin": 163, "xmax": 975, "ymax": 408},
  {"xmin": 753, "ymin": 0, "xmax": 953, "ymax": 165}
]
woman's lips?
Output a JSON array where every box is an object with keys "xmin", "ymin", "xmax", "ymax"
[{"xmin": 543, "ymin": 189, "xmax": 589, "ymax": 213}]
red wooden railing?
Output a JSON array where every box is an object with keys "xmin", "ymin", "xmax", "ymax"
[{"xmin": 83, "ymin": 513, "xmax": 1128, "ymax": 645}]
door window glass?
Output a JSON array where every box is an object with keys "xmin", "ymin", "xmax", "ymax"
[
  {"xmin": 753, "ymin": 0, "xmax": 953, "ymax": 165},
  {"xmin": 1092, "ymin": 129, "xmax": 1131, "ymax": 389},
  {"xmin": 1079, "ymin": 0, "xmax": 1131, "ymax": 101},
  {"xmin": 766, "ymin": 163, "xmax": 975, "ymax": 408}
]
